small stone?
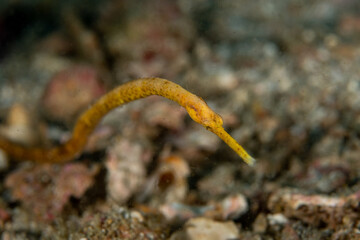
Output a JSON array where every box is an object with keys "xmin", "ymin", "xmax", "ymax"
[
  {"xmin": 106, "ymin": 138, "xmax": 150, "ymax": 203},
  {"xmin": 253, "ymin": 213, "xmax": 267, "ymax": 233},
  {"xmin": 5, "ymin": 163, "xmax": 98, "ymax": 221},
  {"xmin": 216, "ymin": 194, "xmax": 248, "ymax": 220},
  {"xmin": 41, "ymin": 65, "xmax": 106, "ymax": 124},
  {"xmin": 139, "ymin": 155, "xmax": 190, "ymax": 206},
  {"xmin": 267, "ymin": 213, "xmax": 288, "ymax": 226},
  {"xmin": 170, "ymin": 217, "xmax": 239, "ymax": 240},
  {"xmin": 0, "ymin": 103, "xmax": 39, "ymax": 146}
]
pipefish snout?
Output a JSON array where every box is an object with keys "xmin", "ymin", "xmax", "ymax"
[{"xmin": 0, "ymin": 78, "xmax": 255, "ymax": 165}]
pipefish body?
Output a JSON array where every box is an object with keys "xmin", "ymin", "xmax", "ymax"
[{"xmin": 0, "ymin": 78, "xmax": 255, "ymax": 165}]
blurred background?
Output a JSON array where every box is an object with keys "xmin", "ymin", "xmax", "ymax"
[{"xmin": 0, "ymin": 0, "xmax": 360, "ymax": 239}]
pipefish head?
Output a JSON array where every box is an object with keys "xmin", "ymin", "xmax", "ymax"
[
  {"xmin": 185, "ymin": 100, "xmax": 224, "ymax": 131},
  {"xmin": 185, "ymin": 97, "xmax": 255, "ymax": 166}
]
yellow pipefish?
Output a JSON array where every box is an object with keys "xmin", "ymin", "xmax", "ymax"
[{"xmin": 0, "ymin": 78, "xmax": 255, "ymax": 165}]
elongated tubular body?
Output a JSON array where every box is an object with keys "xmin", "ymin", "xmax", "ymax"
[{"xmin": 0, "ymin": 78, "xmax": 254, "ymax": 165}]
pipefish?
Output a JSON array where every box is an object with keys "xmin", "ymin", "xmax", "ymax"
[{"xmin": 0, "ymin": 78, "xmax": 255, "ymax": 165}]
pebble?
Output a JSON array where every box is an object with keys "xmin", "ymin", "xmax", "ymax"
[
  {"xmin": 0, "ymin": 103, "xmax": 39, "ymax": 146},
  {"xmin": 138, "ymin": 155, "xmax": 190, "ymax": 206},
  {"xmin": 41, "ymin": 65, "xmax": 106, "ymax": 124},
  {"xmin": 253, "ymin": 213, "xmax": 267, "ymax": 233},
  {"xmin": 106, "ymin": 138, "xmax": 150, "ymax": 203},
  {"xmin": 170, "ymin": 217, "xmax": 239, "ymax": 240}
]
